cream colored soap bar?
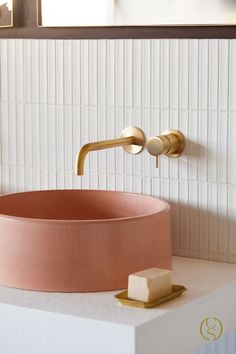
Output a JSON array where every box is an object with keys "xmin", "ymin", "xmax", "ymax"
[{"xmin": 128, "ymin": 268, "xmax": 172, "ymax": 302}]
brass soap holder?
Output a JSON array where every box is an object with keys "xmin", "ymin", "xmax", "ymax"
[{"xmin": 115, "ymin": 284, "xmax": 187, "ymax": 309}]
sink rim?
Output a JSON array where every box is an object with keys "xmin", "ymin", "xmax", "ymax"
[{"xmin": 0, "ymin": 189, "xmax": 170, "ymax": 224}]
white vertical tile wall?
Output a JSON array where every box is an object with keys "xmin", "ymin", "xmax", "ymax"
[
  {"xmin": 191, "ymin": 329, "xmax": 236, "ymax": 354},
  {"xmin": 0, "ymin": 39, "xmax": 236, "ymax": 264},
  {"xmin": 0, "ymin": 38, "xmax": 236, "ymax": 354}
]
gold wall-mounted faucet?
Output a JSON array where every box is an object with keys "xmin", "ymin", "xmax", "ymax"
[
  {"xmin": 75, "ymin": 127, "xmax": 146, "ymax": 175},
  {"xmin": 147, "ymin": 129, "xmax": 185, "ymax": 168}
]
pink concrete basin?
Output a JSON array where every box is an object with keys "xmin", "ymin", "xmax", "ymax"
[{"xmin": 0, "ymin": 190, "xmax": 171, "ymax": 292}]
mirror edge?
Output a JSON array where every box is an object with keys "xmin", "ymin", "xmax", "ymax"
[{"xmin": 37, "ymin": 0, "xmax": 41, "ymax": 27}]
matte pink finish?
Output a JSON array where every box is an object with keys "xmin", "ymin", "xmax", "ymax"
[{"xmin": 0, "ymin": 190, "xmax": 172, "ymax": 292}]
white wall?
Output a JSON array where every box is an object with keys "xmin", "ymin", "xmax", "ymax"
[
  {"xmin": 0, "ymin": 39, "xmax": 235, "ymax": 264},
  {"xmin": 192, "ymin": 329, "xmax": 236, "ymax": 354},
  {"xmin": 0, "ymin": 38, "xmax": 236, "ymax": 354}
]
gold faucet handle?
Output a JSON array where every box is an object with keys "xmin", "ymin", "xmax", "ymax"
[
  {"xmin": 147, "ymin": 129, "xmax": 185, "ymax": 169},
  {"xmin": 162, "ymin": 130, "xmax": 185, "ymax": 158},
  {"xmin": 147, "ymin": 136, "xmax": 170, "ymax": 157},
  {"xmin": 147, "ymin": 136, "xmax": 170, "ymax": 170}
]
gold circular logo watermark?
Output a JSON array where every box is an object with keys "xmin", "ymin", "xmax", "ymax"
[{"xmin": 200, "ymin": 317, "xmax": 223, "ymax": 341}]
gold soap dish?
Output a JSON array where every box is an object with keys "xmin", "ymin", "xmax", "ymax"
[{"xmin": 115, "ymin": 284, "xmax": 187, "ymax": 309}]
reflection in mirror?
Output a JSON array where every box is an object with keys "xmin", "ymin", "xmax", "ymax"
[
  {"xmin": 39, "ymin": 0, "xmax": 236, "ymax": 27},
  {"xmin": 0, "ymin": 0, "xmax": 13, "ymax": 27}
]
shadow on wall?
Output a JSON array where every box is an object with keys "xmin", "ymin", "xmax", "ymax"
[
  {"xmin": 183, "ymin": 137, "xmax": 207, "ymax": 161},
  {"xmin": 187, "ymin": 139, "xmax": 206, "ymax": 159},
  {"xmin": 169, "ymin": 200, "xmax": 231, "ymax": 263}
]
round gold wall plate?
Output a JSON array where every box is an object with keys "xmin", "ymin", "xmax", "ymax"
[
  {"xmin": 162, "ymin": 129, "xmax": 185, "ymax": 158},
  {"xmin": 121, "ymin": 127, "xmax": 146, "ymax": 155}
]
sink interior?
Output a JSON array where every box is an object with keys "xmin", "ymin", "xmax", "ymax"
[{"xmin": 0, "ymin": 190, "xmax": 167, "ymax": 221}]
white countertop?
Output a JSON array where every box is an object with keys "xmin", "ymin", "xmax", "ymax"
[{"xmin": 1, "ymin": 256, "xmax": 236, "ymax": 354}]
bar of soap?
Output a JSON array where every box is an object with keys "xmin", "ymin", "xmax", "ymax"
[{"xmin": 128, "ymin": 268, "xmax": 172, "ymax": 302}]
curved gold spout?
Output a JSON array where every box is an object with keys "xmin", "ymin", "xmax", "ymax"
[{"xmin": 75, "ymin": 127, "xmax": 146, "ymax": 176}]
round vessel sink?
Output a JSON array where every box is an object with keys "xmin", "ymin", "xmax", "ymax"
[{"xmin": 0, "ymin": 190, "xmax": 171, "ymax": 292}]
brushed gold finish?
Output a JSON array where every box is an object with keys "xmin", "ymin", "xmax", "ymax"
[
  {"xmin": 147, "ymin": 129, "xmax": 185, "ymax": 168},
  {"xmin": 115, "ymin": 284, "xmax": 187, "ymax": 309},
  {"xmin": 147, "ymin": 136, "xmax": 170, "ymax": 156},
  {"xmin": 75, "ymin": 127, "xmax": 146, "ymax": 175},
  {"xmin": 162, "ymin": 129, "xmax": 185, "ymax": 157},
  {"xmin": 120, "ymin": 127, "xmax": 146, "ymax": 155}
]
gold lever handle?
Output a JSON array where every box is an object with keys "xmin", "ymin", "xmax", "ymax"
[{"xmin": 147, "ymin": 129, "xmax": 185, "ymax": 168}]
